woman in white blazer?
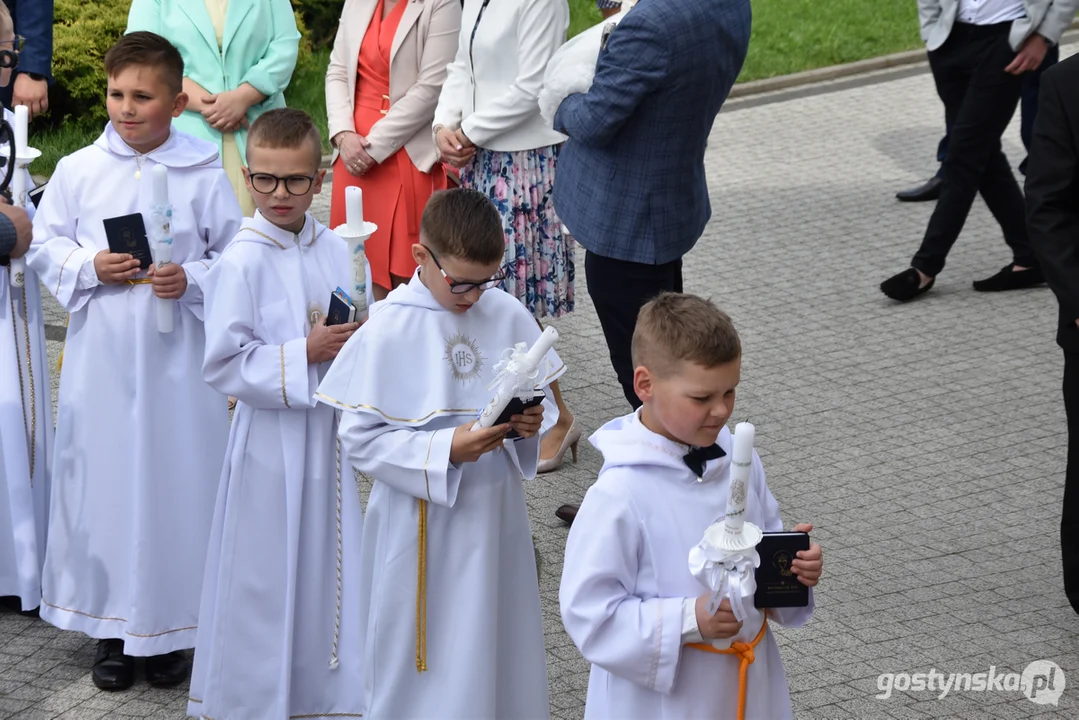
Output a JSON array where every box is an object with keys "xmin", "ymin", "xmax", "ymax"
[
  {"xmin": 327, "ymin": 0, "xmax": 461, "ymax": 299},
  {"xmin": 433, "ymin": 0, "xmax": 580, "ymax": 471}
]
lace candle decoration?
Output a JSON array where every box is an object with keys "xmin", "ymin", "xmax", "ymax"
[
  {"xmin": 472, "ymin": 326, "xmax": 558, "ymax": 431},
  {"xmin": 149, "ymin": 165, "xmax": 174, "ymax": 333}
]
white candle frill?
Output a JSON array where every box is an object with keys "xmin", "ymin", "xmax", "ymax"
[
  {"xmin": 8, "ymin": 105, "xmax": 33, "ymax": 288},
  {"xmin": 687, "ymin": 421, "xmax": 763, "ymax": 626},
  {"xmin": 472, "ymin": 326, "xmax": 559, "ymax": 431},
  {"xmin": 149, "ymin": 164, "xmax": 174, "ymax": 333},
  {"xmin": 333, "ymin": 186, "xmax": 377, "ymax": 317}
]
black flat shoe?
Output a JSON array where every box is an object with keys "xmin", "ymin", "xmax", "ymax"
[
  {"xmin": 972, "ymin": 265, "xmax": 1045, "ymax": 292},
  {"xmin": 896, "ymin": 177, "xmax": 943, "ymax": 202},
  {"xmin": 555, "ymin": 504, "xmax": 578, "ymax": 525},
  {"xmin": 92, "ymin": 639, "xmax": 135, "ymax": 691},
  {"xmin": 881, "ymin": 268, "xmax": 935, "ymax": 302},
  {"xmin": 145, "ymin": 650, "xmax": 190, "ymax": 688}
]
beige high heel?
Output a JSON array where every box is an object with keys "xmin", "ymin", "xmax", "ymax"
[{"xmin": 538, "ymin": 421, "xmax": 582, "ymax": 474}]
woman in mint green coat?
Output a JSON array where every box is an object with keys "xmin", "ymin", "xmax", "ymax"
[{"xmin": 126, "ymin": 0, "xmax": 301, "ymax": 215}]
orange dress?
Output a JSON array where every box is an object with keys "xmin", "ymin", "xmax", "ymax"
[{"xmin": 329, "ymin": 0, "xmax": 447, "ymax": 290}]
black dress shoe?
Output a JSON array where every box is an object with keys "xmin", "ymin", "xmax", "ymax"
[
  {"xmin": 881, "ymin": 268, "xmax": 935, "ymax": 302},
  {"xmin": 972, "ymin": 265, "xmax": 1045, "ymax": 292},
  {"xmin": 555, "ymin": 504, "xmax": 578, "ymax": 525},
  {"xmin": 145, "ymin": 650, "xmax": 190, "ymax": 688},
  {"xmin": 896, "ymin": 176, "xmax": 943, "ymax": 202},
  {"xmin": 92, "ymin": 639, "xmax": 135, "ymax": 691}
]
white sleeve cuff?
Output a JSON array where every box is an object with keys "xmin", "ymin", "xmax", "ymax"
[
  {"xmin": 681, "ymin": 597, "xmax": 704, "ymax": 644},
  {"xmin": 75, "ymin": 258, "xmax": 101, "ymax": 290}
]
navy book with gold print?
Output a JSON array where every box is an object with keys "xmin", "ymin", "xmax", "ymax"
[{"xmin": 754, "ymin": 532, "xmax": 810, "ymax": 608}]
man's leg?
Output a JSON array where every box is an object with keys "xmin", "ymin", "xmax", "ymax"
[
  {"xmin": 585, "ymin": 251, "xmax": 682, "ymax": 409},
  {"xmin": 895, "ymin": 131, "xmax": 949, "ymax": 201},
  {"xmin": 974, "ymin": 149, "xmax": 1038, "ymax": 271},
  {"xmin": 1063, "ymin": 349, "xmax": 1079, "ymax": 613},
  {"xmin": 911, "ymin": 29, "xmax": 1024, "ymax": 278}
]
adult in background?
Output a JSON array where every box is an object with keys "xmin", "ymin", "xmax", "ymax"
[
  {"xmin": 1026, "ymin": 52, "xmax": 1079, "ymax": 614},
  {"xmin": 896, "ymin": 44, "xmax": 1059, "ymax": 202},
  {"xmin": 879, "ymin": 0, "xmax": 1077, "ymax": 302},
  {"xmin": 0, "ymin": 0, "xmax": 51, "ymax": 118},
  {"xmin": 548, "ymin": 0, "xmax": 751, "ymax": 522},
  {"xmin": 327, "ymin": 0, "xmax": 461, "ymax": 301},
  {"xmin": 596, "ymin": 0, "xmax": 623, "ymax": 20},
  {"xmin": 126, "ymin": 0, "xmax": 301, "ymax": 216},
  {"xmin": 433, "ymin": 0, "xmax": 580, "ymax": 472}
]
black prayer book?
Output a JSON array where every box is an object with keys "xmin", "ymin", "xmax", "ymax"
[
  {"xmin": 327, "ymin": 287, "xmax": 356, "ymax": 326},
  {"xmin": 754, "ymin": 532, "xmax": 810, "ymax": 608},
  {"xmin": 103, "ymin": 213, "xmax": 152, "ymax": 270}
]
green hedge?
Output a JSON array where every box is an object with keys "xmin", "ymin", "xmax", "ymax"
[
  {"xmin": 41, "ymin": 0, "xmax": 316, "ymax": 134},
  {"xmin": 291, "ymin": 0, "xmax": 341, "ymax": 48}
]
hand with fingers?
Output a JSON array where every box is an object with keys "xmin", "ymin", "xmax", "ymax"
[
  {"xmin": 307, "ymin": 318, "xmax": 361, "ymax": 364},
  {"xmin": 450, "ymin": 421, "xmax": 510, "ymax": 464},
  {"xmin": 94, "ymin": 250, "xmax": 142, "ymax": 285},
  {"xmin": 693, "ymin": 596, "xmax": 744, "ymax": 640},
  {"xmin": 789, "ymin": 523, "xmax": 823, "ymax": 587}
]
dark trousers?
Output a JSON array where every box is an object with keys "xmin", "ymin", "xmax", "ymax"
[
  {"xmin": 1063, "ymin": 350, "xmax": 1079, "ymax": 613},
  {"xmin": 585, "ymin": 251, "xmax": 683, "ymax": 410},
  {"xmin": 912, "ymin": 23, "xmax": 1035, "ymax": 277},
  {"xmin": 934, "ymin": 44, "xmax": 1060, "ymax": 176}
]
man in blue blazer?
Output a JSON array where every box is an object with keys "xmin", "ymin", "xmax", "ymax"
[
  {"xmin": 552, "ymin": 0, "xmax": 751, "ymax": 409},
  {"xmin": 0, "ymin": 0, "xmax": 52, "ymax": 119}
]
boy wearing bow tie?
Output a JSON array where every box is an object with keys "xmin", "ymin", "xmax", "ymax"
[{"xmin": 559, "ymin": 293, "xmax": 824, "ymax": 720}]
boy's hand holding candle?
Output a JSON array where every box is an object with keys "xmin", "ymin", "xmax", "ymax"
[
  {"xmin": 148, "ymin": 262, "xmax": 188, "ymax": 300},
  {"xmin": 693, "ymin": 596, "xmax": 743, "ymax": 641}
]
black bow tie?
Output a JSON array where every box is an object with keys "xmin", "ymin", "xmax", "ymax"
[{"xmin": 683, "ymin": 443, "xmax": 725, "ymax": 478}]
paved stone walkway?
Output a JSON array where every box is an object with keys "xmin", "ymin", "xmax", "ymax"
[{"xmin": 5, "ymin": 42, "xmax": 1079, "ymax": 719}]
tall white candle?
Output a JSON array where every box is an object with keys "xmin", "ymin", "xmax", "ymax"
[
  {"xmin": 8, "ymin": 105, "xmax": 29, "ymax": 287},
  {"xmin": 724, "ymin": 421, "xmax": 755, "ymax": 535},
  {"xmin": 345, "ymin": 186, "xmax": 364, "ymax": 233},
  {"xmin": 150, "ymin": 165, "xmax": 174, "ymax": 333}
]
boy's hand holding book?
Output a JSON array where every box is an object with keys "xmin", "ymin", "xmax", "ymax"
[
  {"xmin": 507, "ymin": 403, "xmax": 544, "ymax": 439},
  {"xmin": 148, "ymin": 262, "xmax": 187, "ymax": 300},
  {"xmin": 94, "ymin": 250, "xmax": 141, "ymax": 285},
  {"xmin": 307, "ymin": 317, "xmax": 359, "ymax": 364},
  {"xmin": 450, "ymin": 422, "xmax": 510, "ymax": 464},
  {"xmin": 788, "ymin": 523, "xmax": 823, "ymax": 588},
  {"xmin": 693, "ymin": 596, "xmax": 743, "ymax": 640}
]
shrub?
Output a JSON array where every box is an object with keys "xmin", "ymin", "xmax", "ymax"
[
  {"xmin": 291, "ymin": 0, "xmax": 341, "ymax": 48},
  {"xmin": 45, "ymin": 0, "xmax": 131, "ymax": 131}
]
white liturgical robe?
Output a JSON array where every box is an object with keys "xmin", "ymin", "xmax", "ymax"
[
  {"xmin": 560, "ymin": 411, "xmax": 815, "ymax": 720},
  {"xmin": 188, "ymin": 212, "xmax": 365, "ymax": 719},
  {"xmin": 0, "ymin": 109, "xmax": 52, "ymax": 610},
  {"xmin": 317, "ymin": 272, "xmax": 564, "ymax": 719},
  {"xmin": 26, "ymin": 125, "xmax": 242, "ymax": 654}
]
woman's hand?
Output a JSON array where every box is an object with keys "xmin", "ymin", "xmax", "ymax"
[
  {"xmin": 436, "ymin": 127, "xmax": 476, "ymax": 168},
  {"xmin": 203, "ymin": 85, "xmax": 262, "ymax": 132},
  {"xmin": 336, "ymin": 132, "xmax": 378, "ymax": 176},
  {"xmin": 183, "ymin": 77, "xmax": 211, "ymax": 114}
]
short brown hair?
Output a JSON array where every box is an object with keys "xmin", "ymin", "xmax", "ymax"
[
  {"xmin": 632, "ymin": 293, "xmax": 741, "ymax": 375},
  {"xmin": 247, "ymin": 108, "xmax": 323, "ymax": 168},
  {"xmin": 420, "ymin": 189, "xmax": 504, "ymax": 264},
  {"xmin": 105, "ymin": 32, "xmax": 184, "ymax": 95}
]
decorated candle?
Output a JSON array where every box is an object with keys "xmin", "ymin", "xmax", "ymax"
[
  {"xmin": 150, "ymin": 164, "xmax": 174, "ymax": 333},
  {"xmin": 724, "ymin": 421, "xmax": 755, "ymax": 535},
  {"xmin": 8, "ymin": 105, "xmax": 29, "ymax": 287}
]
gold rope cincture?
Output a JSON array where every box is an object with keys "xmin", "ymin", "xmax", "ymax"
[
  {"xmin": 416, "ymin": 497, "xmax": 428, "ymax": 672},
  {"xmin": 9, "ymin": 272, "xmax": 35, "ymax": 484},
  {"xmin": 329, "ymin": 411, "xmax": 344, "ymax": 670}
]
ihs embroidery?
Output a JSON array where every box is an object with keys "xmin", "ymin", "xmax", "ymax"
[{"xmin": 444, "ymin": 332, "xmax": 484, "ymax": 383}]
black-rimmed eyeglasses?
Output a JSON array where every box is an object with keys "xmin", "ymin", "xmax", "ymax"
[
  {"xmin": 248, "ymin": 172, "xmax": 316, "ymax": 196},
  {"xmin": 424, "ymin": 245, "xmax": 505, "ymax": 294}
]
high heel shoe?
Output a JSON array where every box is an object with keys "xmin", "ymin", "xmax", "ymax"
[{"xmin": 538, "ymin": 421, "xmax": 581, "ymax": 474}]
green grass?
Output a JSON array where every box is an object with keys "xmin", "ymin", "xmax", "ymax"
[{"xmin": 34, "ymin": 2, "xmax": 920, "ymax": 177}]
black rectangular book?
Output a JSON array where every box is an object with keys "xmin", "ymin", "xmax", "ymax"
[
  {"xmin": 754, "ymin": 532, "xmax": 810, "ymax": 608},
  {"xmin": 103, "ymin": 213, "xmax": 152, "ymax": 270},
  {"xmin": 327, "ymin": 287, "xmax": 356, "ymax": 326}
]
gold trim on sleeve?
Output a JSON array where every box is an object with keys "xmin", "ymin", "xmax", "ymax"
[
  {"xmin": 55, "ymin": 247, "xmax": 81, "ymax": 296},
  {"xmin": 313, "ymin": 392, "xmax": 477, "ymax": 424},
  {"xmin": 280, "ymin": 345, "xmax": 291, "ymax": 408}
]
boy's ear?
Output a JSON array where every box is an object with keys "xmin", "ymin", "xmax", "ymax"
[
  {"xmin": 241, "ymin": 166, "xmax": 253, "ymax": 191},
  {"xmin": 171, "ymin": 91, "xmax": 189, "ymax": 118},
  {"xmin": 633, "ymin": 366, "xmax": 654, "ymax": 404},
  {"xmin": 312, "ymin": 168, "xmax": 328, "ymax": 195},
  {"xmin": 411, "ymin": 243, "xmax": 429, "ymax": 266}
]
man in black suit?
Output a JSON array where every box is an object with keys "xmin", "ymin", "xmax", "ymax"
[
  {"xmin": 0, "ymin": 0, "xmax": 52, "ymax": 119},
  {"xmin": 1026, "ymin": 53, "xmax": 1079, "ymax": 614}
]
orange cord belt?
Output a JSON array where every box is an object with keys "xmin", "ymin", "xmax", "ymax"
[{"xmin": 685, "ymin": 616, "xmax": 769, "ymax": 720}]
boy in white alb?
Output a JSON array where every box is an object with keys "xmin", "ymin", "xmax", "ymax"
[
  {"xmin": 317, "ymin": 189, "xmax": 560, "ymax": 719},
  {"xmin": 0, "ymin": 2, "xmax": 53, "ymax": 614},
  {"xmin": 26, "ymin": 32, "xmax": 242, "ymax": 691},
  {"xmin": 188, "ymin": 109, "xmax": 364, "ymax": 719},
  {"xmin": 560, "ymin": 294, "xmax": 825, "ymax": 720}
]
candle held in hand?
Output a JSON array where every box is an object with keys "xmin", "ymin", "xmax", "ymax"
[{"xmin": 724, "ymin": 421, "xmax": 755, "ymax": 535}]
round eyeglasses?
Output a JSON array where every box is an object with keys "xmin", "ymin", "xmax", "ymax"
[
  {"xmin": 424, "ymin": 245, "xmax": 505, "ymax": 294},
  {"xmin": 248, "ymin": 172, "xmax": 316, "ymax": 196}
]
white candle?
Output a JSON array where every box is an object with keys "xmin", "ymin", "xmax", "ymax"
[
  {"xmin": 345, "ymin": 186, "xmax": 364, "ymax": 233},
  {"xmin": 724, "ymin": 421, "xmax": 755, "ymax": 534},
  {"xmin": 151, "ymin": 163, "xmax": 169, "ymax": 204},
  {"xmin": 13, "ymin": 104, "xmax": 27, "ymax": 156}
]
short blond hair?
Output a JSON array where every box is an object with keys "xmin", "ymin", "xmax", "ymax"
[{"xmin": 631, "ymin": 293, "xmax": 741, "ymax": 376}]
